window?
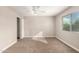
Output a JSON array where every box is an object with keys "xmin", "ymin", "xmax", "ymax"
[
  {"xmin": 63, "ymin": 12, "xmax": 79, "ymax": 32},
  {"xmin": 63, "ymin": 15, "xmax": 71, "ymax": 31},
  {"xmin": 72, "ymin": 13, "xmax": 79, "ymax": 31}
]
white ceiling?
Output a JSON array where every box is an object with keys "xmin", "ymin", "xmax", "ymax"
[{"xmin": 9, "ymin": 6, "xmax": 69, "ymax": 16}]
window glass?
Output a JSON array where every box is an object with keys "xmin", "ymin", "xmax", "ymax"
[
  {"xmin": 72, "ymin": 13, "xmax": 79, "ymax": 32},
  {"xmin": 63, "ymin": 15, "xmax": 71, "ymax": 31}
]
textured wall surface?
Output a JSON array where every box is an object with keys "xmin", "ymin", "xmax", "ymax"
[
  {"xmin": 24, "ymin": 16, "xmax": 56, "ymax": 37},
  {"xmin": 0, "ymin": 7, "xmax": 19, "ymax": 52},
  {"xmin": 56, "ymin": 6, "xmax": 79, "ymax": 51}
]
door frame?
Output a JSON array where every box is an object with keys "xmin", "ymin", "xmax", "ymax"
[{"xmin": 17, "ymin": 17, "xmax": 24, "ymax": 39}]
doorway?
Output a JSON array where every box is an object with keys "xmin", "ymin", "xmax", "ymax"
[{"xmin": 17, "ymin": 17, "xmax": 20, "ymax": 39}]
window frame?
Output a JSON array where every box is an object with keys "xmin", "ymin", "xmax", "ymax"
[{"xmin": 62, "ymin": 12, "xmax": 79, "ymax": 32}]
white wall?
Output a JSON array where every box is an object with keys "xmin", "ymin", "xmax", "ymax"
[
  {"xmin": 24, "ymin": 16, "xmax": 56, "ymax": 37},
  {"xmin": 20, "ymin": 18, "xmax": 24, "ymax": 39},
  {"xmin": 56, "ymin": 6, "xmax": 79, "ymax": 51},
  {"xmin": 0, "ymin": 7, "xmax": 19, "ymax": 52}
]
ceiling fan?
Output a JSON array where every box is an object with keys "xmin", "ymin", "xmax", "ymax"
[{"xmin": 32, "ymin": 6, "xmax": 46, "ymax": 15}]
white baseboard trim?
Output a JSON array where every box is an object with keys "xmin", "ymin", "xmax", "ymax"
[
  {"xmin": 23, "ymin": 36, "xmax": 56, "ymax": 39},
  {"xmin": 56, "ymin": 36, "xmax": 79, "ymax": 52},
  {"xmin": 0, "ymin": 40, "xmax": 17, "ymax": 53},
  {"xmin": 23, "ymin": 36, "xmax": 56, "ymax": 38}
]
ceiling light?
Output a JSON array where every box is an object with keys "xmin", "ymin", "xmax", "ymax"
[{"xmin": 32, "ymin": 6, "xmax": 40, "ymax": 15}]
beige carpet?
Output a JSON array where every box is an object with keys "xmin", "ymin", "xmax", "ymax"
[{"xmin": 3, "ymin": 37, "xmax": 78, "ymax": 53}]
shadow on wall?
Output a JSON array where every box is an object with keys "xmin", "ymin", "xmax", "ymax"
[{"xmin": 32, "ymin": 31, "xmax": 48, "ymax": 44}]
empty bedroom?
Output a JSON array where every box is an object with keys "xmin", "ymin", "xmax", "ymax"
[{"xmin": 0, "ymin": 6, "xmax": 79, "ymax": 53}]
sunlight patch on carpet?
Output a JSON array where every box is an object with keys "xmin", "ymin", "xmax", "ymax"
[{"xmin": 32, "ymin": 32, "xmax": 48, "ymax": 44}]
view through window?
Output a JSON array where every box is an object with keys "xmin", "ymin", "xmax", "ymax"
[{"xmin": 63, "ymin": 12, "xmax": 79, "ymax": 32}]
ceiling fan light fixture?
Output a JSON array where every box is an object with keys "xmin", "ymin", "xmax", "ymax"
[
  {"xmin": 32, "ymin": 6, "xmax": 40, "ymax": 15},
  {"xmin": 32, "ymin": 6, "xmax": 40, "ymax": 11}
]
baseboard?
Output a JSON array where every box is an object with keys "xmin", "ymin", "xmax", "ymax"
[
  {"xmin": 23, "ymin": 36, "xmax": 56, "ymax": 39},
  {"xmin": 0, "ymin": 40, "xmax": 17, "ymax": 53},
  {"xmin": 56, "ymin": 36, "xmax": 79, "ymax": 52}
]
